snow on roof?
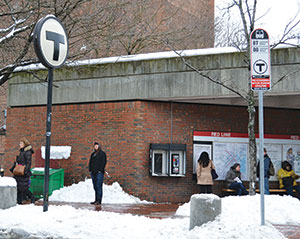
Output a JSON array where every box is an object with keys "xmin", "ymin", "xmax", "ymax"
[
  {"xmin": 41, "ymin": 146, "xmax": 71, "ymax": 160},
  {"xmin": 14, "ymin": 47, "xmax": 238, "ymax": 72},
  {"xmin": 13, "ymin": 45, "xmax": 295, "ymax": 73}
]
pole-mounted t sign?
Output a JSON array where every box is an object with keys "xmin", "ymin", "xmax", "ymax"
[
  {"xmin": 33, "ymin": 15, "xmax": 68, "ymax": 212},
  {"xmin": 33, "ymin": 15, "xmax": 68, "ymax": 68},
  {"xmin": 250, "ymin": 29, "xmax": 271, "ymax": 91}
]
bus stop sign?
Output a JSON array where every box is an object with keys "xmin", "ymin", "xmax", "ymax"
[{"xmin": 250, "ymin": 29, "xmax": 271, "ymax": 91}]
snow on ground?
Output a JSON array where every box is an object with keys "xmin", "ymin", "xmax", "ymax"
[
  {"xmin": 1, "ymin": 177, "xmax": 300, "ymax": 239},
  {"xmin": 49, "ymin": 178, "xmax": 151, "ymax": 204}
]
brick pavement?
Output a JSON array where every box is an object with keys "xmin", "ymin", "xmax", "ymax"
[{"xmin": 274, "ymin": 225, "xmax": 300, "ymax": 239}]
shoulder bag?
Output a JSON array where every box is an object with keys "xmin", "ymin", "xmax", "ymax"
[{"xmin": 13, "ymin": 164, "xmax": 25, "ymax": 176}]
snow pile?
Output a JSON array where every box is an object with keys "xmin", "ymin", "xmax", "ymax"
[
  {"xmin": 49, "ymin": 179, "xmax": 151, "ymax": 204},
  {"xmin": 1, "ymin": 178, "xmax": 299, "ymax": 238},
  {"xmin": 176, "ymin": 194, "xmax": 300, "ymax": 225},
  {"xmin": 0, "ymin": 176, "xmax": 16, "ymax": 187},
  {"xmin": 191, "ymin": 193, "xmax": 220, "ymax": 203},
  {"xmin": 41, "ymin": 146, "xmax": 71, "ymax": 159}
]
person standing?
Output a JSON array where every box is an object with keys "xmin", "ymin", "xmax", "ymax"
[
  {"xmin": 10, "ymin": 138, "xmax": 35, "ymax": 204},
  {"xmin": 89, "ymin": 142, "xmax": 107, "ymax": 205},
  {"xmin": 196, "ymin": 152, "xmax": 215, "ymax": 193},
  {"xmin": 225, "ymin": 163, "xmax": 249, "ymax": 196},
  {"xmin": 257, "ymin": 148, "xmax": 272, "ymax": 195}
]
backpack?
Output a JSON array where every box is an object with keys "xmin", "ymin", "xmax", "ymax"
[
  {"xmin": 269, "ymin": 160, "xmax": 275, "ymax": 176},
  {"xmin": 256, "ymin": 159, "xmax": 275, "ymax": 177}
]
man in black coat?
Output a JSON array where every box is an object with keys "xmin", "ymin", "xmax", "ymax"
[{"xmin": 89, "ymin": 142, "xmax": 107, "ymax": 205}]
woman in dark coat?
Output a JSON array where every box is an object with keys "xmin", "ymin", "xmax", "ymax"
[{"xmin": 10, "ymin": 138, "xmax": 35, "ymax": 204}]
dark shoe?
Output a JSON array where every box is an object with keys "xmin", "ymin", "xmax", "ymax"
[
  {"xmin": 90, "ymin": 201, "xmax": 97, "ymax": 205},
  {"xmin": 94, "ymin": 201, "xmax": 101, "ymax": 205}
]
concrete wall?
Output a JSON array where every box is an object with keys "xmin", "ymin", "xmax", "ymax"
[{"xmin": 8, "ymin": 47, "xmax": 300, "ymax": 108}]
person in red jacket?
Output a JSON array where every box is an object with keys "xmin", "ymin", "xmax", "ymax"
[{"xmin": 88, "ymin": 142, "xmax": 107, "ymax": 205}]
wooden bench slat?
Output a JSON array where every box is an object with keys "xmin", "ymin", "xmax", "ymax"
[{"xmin": 222, "ymin": 188, "xmax": 295, "ymax": 193}]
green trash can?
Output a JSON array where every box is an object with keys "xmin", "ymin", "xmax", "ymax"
[{"xmin": 30, "ymin": 168, "xmax": 64, "ymax": 199}]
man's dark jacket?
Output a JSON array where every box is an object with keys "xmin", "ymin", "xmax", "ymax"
[{"xmin": 89, "ymin": 149, "xmax": 107, "ymax": 174}]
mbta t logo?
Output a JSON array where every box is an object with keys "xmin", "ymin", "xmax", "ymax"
[
  {"xmin": 33, "ymin": 15, "xmax": 69, "ymax": 69},
  {"xmin": 46, "ymin": 31, "xmax": 65, "ymax": 61},
  {"xmin": 253, "ymin": 60, "xmax": 268, "ymax": 75}
]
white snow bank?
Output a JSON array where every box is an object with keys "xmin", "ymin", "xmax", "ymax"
[
  {"xmin": 0, "ymin": 176, "xmax": 16, "ymax": 187},
  {"xmin": 177, "ymin": 194, "xmax": 300, "ymax": 225},
  {"xmin": 49, "ymin": 179, "xmax": 151, "ymax": 204},
  {"xmin": 0, "ymin": 178, "xmax": 296, "ymax": 239},
  {"xmin": 41, "ymin": 146, "xmax": 71, "ymax": 159}
]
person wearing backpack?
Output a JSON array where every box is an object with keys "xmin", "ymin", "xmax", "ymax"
[{"xmin": 257, "ymin": 148, "xmax": 274, "ymax": 195}]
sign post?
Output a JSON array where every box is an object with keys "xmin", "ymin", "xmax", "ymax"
[
  {"xmin": 33, "ymin": 15, "xmax": 68, "ymax": 212},
  {"xmin": 250, "ymin": 28, "xmax": 271, "ymax": 226}
]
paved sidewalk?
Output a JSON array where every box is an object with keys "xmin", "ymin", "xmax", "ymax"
[
  {"xmin": 35, "ymin": 200, "xmax": 299, "ymax": 238},
  {"xmin": 273, "ymin": 225, "xmax": 300, "ymax": 239}
]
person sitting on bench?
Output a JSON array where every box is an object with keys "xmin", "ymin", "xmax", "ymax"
[
  {"xmin": 225, "ymin": 163, "xmax": 249, "ymax": 196},
  {"xmin": 277, "ymin": 161, "xmax": 300, "ymax": 200}
]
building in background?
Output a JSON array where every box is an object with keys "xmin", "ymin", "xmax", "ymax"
[
  {"xmin": 2, "ymin": 47, "xmax": 300, "ymax": 203},
  {"xmin": 0, "ymin": 0, "xmax": 215, "ymax": 172}
]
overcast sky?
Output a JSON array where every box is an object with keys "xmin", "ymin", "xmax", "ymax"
[{"xmin": 215, "ymin": 0, "xmax": 300, "ymax": 43}]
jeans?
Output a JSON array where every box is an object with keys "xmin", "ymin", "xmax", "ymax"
[
  {"xmin": 91, "ymin": 172, "xmax": 104, "ymax": 203},
  {"xmin": 284, "ymin": 184, "xmax": 300, "ymax": 199},
  {"xmin": 259, "ymin": 177, "xmax": 270, "ymax": 195},
  {"xmin": 229, "ymin": 182, "xmax": 249, "ymax": 196}
]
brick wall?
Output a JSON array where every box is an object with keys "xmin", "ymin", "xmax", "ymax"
[{"xmin": 3, "ymin": 101, "xmax": 300, "ymax": 202}]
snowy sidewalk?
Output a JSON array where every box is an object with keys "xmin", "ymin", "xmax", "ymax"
[
  {"xmin": 2, "ymin": 178, "xmax": 300, "ymax": 238},
  {"xmin": 33, "ymin": 200, "xmax": 300, "ymax": 239}
]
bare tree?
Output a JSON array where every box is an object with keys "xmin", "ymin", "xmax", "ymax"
[
  {"xmin": 0, "ymin": 0, "xmax": 214, "ymax": 86},
  {"xmin": 0, "ymin": 0, "xmax": 96, "ymax": 86},
  {"xmin": 177, "ymin": 0, "xmax": 300, "ymax": 195}
]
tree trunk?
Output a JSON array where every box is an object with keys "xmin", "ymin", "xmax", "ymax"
[{"xmin": 247, "ymin": 90, "xmax": 257, "ymax": 195}]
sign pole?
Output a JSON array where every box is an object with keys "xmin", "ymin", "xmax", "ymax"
[
  {"xmin": 43, "ymin": 68, "xmax": 53, "ymax": 212},
  {"xmin": 258, "ymin": 91, "xmax": 265, "ymax": 225},
  {"xmin": 33, "ymin": 15, "xmax": 69, "ymax": 212},
  {"xmin": 250, "ymin": 28, "xmax": 270, "ymax": 226}
]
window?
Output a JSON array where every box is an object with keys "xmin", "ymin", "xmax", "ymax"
[{"xmin": 150, "ymin": 144, "xmax": 186, "ymax": 177}]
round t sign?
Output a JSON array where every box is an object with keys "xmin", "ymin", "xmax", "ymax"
[{"xmin": 33, "ymin": 15, "xmax": 68, "ymax": 68}]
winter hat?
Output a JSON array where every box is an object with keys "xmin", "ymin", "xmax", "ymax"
[{"xmin": 94, "ymin": 142, "xmax": 99, "ymax": 145}]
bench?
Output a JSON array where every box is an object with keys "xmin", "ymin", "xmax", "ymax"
[{"xmin": 222, "ymin": 188, "xmax": 295, "ymax": 194}]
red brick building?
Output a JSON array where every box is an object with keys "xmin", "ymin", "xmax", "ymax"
[
  {"xmin": 3, "ymin": 101, "xmax": 300, "ymax": 202},
  {"xmin": 2, "ymin": 47, "xmax": 300, "ymax": 203}
]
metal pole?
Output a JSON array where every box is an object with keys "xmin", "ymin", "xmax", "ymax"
[
  {"xmin": 43, "ymin": 68, "xmax": 53, "ymax": 212},
  {"xmin": 258, "ymin": 90, "xmax": 265, "ymax": 225}
]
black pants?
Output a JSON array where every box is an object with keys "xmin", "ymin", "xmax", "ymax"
[
  {"xmin": 199, "ymin": 185, "xmax": 212, "ymax": 194},
  {"xmin": 17, "ymin": 188, "xmax": 35, "ymax": 204}
]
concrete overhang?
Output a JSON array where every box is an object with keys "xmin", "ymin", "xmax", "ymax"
[{"xmin": 8, "ymin": 47, "xmax": 300, "ymax": 109}]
